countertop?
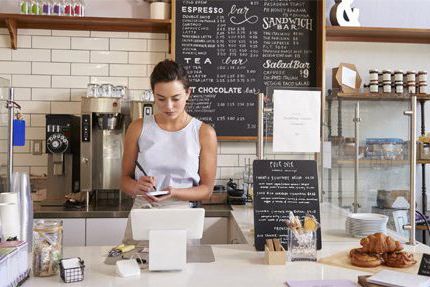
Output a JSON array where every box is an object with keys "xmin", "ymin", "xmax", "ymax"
[
  {"xmin": 24, "ymin": 203, "xmax": 430, "ymax": 287},
  {"xmin": 33, "ymin": 200, "xmax": 232, "ymax": 218}
]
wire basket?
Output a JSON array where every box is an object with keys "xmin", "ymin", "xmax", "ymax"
[{"xmin": 59, "ymin": 258, "xmax": 85, "ymax": 283}]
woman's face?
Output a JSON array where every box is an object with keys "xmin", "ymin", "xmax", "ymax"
[{"xmin": 153, "ymin": 80, "xmax": 190, "ymax": 120}]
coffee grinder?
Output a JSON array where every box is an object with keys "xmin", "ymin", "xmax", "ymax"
[
  {"xmin": 80, "ymin": 97, "xmax": 129, "ymax": 208},
  {"xmin": 45, "ymin": 114, "xmax": 81, "ymax": 200}
]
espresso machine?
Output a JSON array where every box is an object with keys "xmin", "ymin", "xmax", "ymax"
[
  {"xmin": 80, "ymin": 97, "xmax": 129, "ymax": 207},
  {"xmin": 46, "ymin": 114, "xmax": 81, "ymax": 200}
]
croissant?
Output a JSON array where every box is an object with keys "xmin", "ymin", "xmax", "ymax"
[{"xmin": 359, "ymin": 233, "xmax": 403, "ymax": 254}]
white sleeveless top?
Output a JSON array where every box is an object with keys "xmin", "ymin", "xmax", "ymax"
[{"xmin": 135, "ymin": 115, "xmax": 202, "ymax": 191}]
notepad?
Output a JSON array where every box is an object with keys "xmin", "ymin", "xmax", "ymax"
[
  {"xmin": 367, "ymin": 270, "xmax": 430, "ymax": 287},
  {"xmin": 285, "ymin": 279, "xmax": 357, "ymax": 287}
]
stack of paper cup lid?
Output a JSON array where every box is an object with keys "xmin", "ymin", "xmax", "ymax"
[{"xmin": 345, "ymin": 213, "xmax": 388, "ymax": 237}]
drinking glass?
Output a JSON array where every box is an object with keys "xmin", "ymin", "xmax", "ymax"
[
  {"xmin": 99, "ymin": 84, "xmax": 114, "ymax": 97},
  {"xmin": 86, "ymin": 83, "xmax": 99, "ymax": 98}
]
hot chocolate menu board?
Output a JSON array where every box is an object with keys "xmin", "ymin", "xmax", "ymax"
[
  {"xmin": 253, "ymin": 160, "xmax": 321, "ymax": 251},
  {"xmin": 175, "ymin": 0, "xmax": 318, "ymax": 137}
]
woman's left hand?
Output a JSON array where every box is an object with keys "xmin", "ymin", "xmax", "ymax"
[{"xmin": 150, "ymin": 186, "xmax": 176, "ymax": 202}]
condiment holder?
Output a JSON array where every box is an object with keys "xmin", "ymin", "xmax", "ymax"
[{"xmin": 264, "ymin": 238, "xmax": 286, "ymax": 265}]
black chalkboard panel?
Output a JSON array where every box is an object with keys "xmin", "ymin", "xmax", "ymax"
[
  {"xmin": 419, "ymin": 253, "xmax": 430, "ymax": 277},
  {"xmin": 253, "ymin": 160, "xmax": 321, "ymax": 251},
  {"xmin": 175, "ymin": 0, "xmax": 318, "ymax": 138}
]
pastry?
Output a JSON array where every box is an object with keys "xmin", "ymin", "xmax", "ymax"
[
  {"xmin": 360, "ymin": 233, "xmax": 403, "ymax": 254},
  {"xmin": 382, "ymin": 251, "xmax": 417, "ymax": 268},
  {"xmin": 304, "ymin": 214, "xmax": 319, "ymax": 232},
  {"xmin": 349, "ymin": 248, "xmax": 382, "ymax": 268}
]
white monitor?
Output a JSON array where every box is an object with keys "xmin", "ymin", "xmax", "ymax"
[{"xmin": 130, "ymin": 208, "xmax": 205, "ymax": 240}]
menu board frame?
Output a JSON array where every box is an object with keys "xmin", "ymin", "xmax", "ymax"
[
  {"xmin": 253, "ymin": 159, "xmax": 322, "ymax": 251},
  {"xmin": 171, "ymin": 0, "xmax": 324, "ymax": 141}
]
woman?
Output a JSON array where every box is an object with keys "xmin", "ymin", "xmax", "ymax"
[{"xmin": 121, "ymin": 60, "xmax": 217, "ymax": 243}]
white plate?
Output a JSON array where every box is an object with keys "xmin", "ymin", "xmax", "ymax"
[{"xmin": 347, "ymin": 213, "xmax": 388, "ymax": 221}]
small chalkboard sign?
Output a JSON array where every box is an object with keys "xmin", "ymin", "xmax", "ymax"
[
  {"xmin": 253, "ymin": 160, "xmax": 321, "ymax": 251},
  {"xmin": 419, "ymin": 253, "xmax": 430, "ymax": 277}
]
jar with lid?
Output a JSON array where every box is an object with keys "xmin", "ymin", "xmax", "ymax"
[
  {"xmin": 369, "ymin": 80, "xmax": 379, "ymax": 93},
  {"xmin": 394, "ymin": 70, "xmax": 404, "ymax": 82},
  {"xmin": 33, "ymin": 219, "xmax": 63, "ymax": 277},
  {"xmin": 395, "ymin": 82, "xmax": 404, "ymax": 94},
  {"xmin": 419, "ymin": 84, "xmax": 428, "ymax": 94},
  {"xmin": 369, "ymin": 69, "xmax": 379, "ymax": 82},
  {"xmin": 418, "ymin": 71, "xmax": 428, "ymax": 83},
  {"xmin": 382, "ymin": 70, "xmax": 392, "ymax": 82},
  {"xmin": 383, "ymin": 82, "xmax": 392, "ymax": 93}
]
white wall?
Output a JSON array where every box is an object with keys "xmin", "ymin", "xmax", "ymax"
[{"xmin": 326, "ymin": 0, "xmax": 430, "ymax": 28}]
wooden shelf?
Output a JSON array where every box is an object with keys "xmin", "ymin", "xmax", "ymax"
[
  {"xmin": 416, "ymin": 225, "xmax": 430, "ymax": 230},
  {"xmin": 328, "ymin": 92, "xmax": 430, "ymax": 102},
  {"xmin": 334, "ymin": 159, "xmax": 409, "ymax": 167},
  {"xmin": 0, "ymin": 13, "xmax": 171, "ymax": 49},
  {"xmin": 326, "ymin": 26, "xmax": 430, "ymax": 44},
  {"xmin": 418, "ymin": 159, "xmax": 430, "ymax": 165}
]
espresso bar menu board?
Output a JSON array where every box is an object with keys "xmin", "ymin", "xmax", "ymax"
[
  {"xmin": 253, "ymin": 160, "xmax": 321, "ymax": 251},
  {"xmin": 176, "ymin": 0, "xmax": 317, "ymax": 137}
]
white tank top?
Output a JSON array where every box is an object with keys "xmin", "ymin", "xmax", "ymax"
[{"xmin": 135, "ymin": 115, "xmax": 202, "ymax": 191}]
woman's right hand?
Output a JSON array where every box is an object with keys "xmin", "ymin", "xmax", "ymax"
[{"xmin": 131, "ymin": 176, "xmax": 157, "ymax": 201}]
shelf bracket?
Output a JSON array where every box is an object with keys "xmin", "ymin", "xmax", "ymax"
[{"xmin": 5, "ymin": 18, "xmax": 17, "ymax": 50}]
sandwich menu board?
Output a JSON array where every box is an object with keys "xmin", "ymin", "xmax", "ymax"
[
  {"xmin": 253, "ymin": 160, "xmax": 321, "ymax": 251},
  {"xmin": 175, "ymin": 0, "xmax": 318, "ymax": 137}
]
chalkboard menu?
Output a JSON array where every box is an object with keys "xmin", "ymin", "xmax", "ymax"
[
  {"xmin": 253, "ymin": 160, "xmax": 321, "ymax": 251},
  {"xmin": 419, "ymin": 254, "xmax": 430, "ymax": 277},
  {"xmin": 175, "ymin": 0, "xmax": 318, "ymax": 137}
]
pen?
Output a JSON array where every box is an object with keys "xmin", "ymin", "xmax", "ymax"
[{"xmin": 134, "ymin": 160, "xmax": 157, "ymax": 191}]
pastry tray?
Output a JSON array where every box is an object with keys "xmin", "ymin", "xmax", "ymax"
[{"xmin": 319, "ymin": 250, "xmax": 422, "ymax": 274}]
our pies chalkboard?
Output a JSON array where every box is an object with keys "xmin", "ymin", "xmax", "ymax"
[
  {"xmin": 253, "ymin": 160, "xmax": 321, "ymax": 251},
  {"xmin": 175, "ymin": 0, "xmax": 319, "ymax": 138}
]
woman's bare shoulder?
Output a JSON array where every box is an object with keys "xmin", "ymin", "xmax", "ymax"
[
  {"xmin": 199, "ymin": 122, "xmax": 217, "ymax": 145},
  {"xmin": 126, "ymin": 118, "xmax": 144, "ymax": 139}
]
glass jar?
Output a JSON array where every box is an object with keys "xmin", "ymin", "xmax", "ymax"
[
  {"xmin": 418, "ymin": 71, "xmax": 428, "ymax": 83},
  {"xmin": 394, "ymin": 70, "xmax": 403, "ymax": 82},
  {"xmin": 287, "ymin": 229, "xmax": 317, "ymax": 262},
  {"xmin": 369, "ymin": 80, "xmax": 379, "ymax": 93},
  {"xmin": 32, "ymin": 219, "xmax": 63, "ymax": 277},
  {"xmin": 382, "ymin": 70, "xmax": 392, "ymax": 82},
  {"xmin": 369, "ymin": 69, "xmax": 379, "ymax": 82}
]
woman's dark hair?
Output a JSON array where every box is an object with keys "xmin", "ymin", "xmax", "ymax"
[{"xmin": 150, "ymin": 59, "xmax": 190, "ymax": 90}]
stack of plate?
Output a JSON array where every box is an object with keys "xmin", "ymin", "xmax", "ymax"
[{"xmin": 345, "ymin": 213, "xmax": 388, "ymax": 237}]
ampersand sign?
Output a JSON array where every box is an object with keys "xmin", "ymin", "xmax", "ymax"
[{"xmin": 330, "ymin": 0, "xmax": 360, "ymax": 27}]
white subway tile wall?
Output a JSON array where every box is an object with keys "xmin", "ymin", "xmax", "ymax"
[{"xmin": 0, "ymin": 29, "xmax": 308, "ymax": 183}]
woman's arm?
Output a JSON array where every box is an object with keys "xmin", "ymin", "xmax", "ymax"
[
  {"xmin": 156, "ymin": 123, "xmax": 218, "ymax": 202},
  {"xmin": 121, "ymin": 119, "xmax": 157, "ymax": 201}
]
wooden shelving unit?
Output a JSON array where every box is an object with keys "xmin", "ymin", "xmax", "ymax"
[
  {"xmin": 326, "ymin": 26, "xmax": 430, "ymax": 44},
  {"xmin": 0, "ymin": 13, "xmax": 171, "ymax": 49},
  {"xmin": 328, "ymin": 91, "xmax": 430, "ymax": 102}
]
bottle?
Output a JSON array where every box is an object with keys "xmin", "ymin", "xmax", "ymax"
[
  {"xmin": 31, "ymin": 0, "xmax": 41, "ymax": 15},
  {"xmin": 52, "ymin": 0, "xmax": 63, "ymax": 15},
  {"xmin": 41, "ymin": 0, "xmax": 52, "ymax": 15},
  {"xmin": 73, "ymin": 0, "xmax": 85, "ymax": 16},
  {"xmin": 19, "ymin": 0, "xmax": 31, "ymax": 14},
  {"xmin": 63, "ymin": 0, "xmax": 73, "ymax": 16}
]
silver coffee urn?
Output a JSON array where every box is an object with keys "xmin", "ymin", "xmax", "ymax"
[{"xmin": 80, "ymin": 95, "xmax": 129, "ymax": 209}]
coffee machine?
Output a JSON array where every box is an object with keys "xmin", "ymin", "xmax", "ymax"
[
  {"xmin": 80, "ymin": 97, "xmax": 129, "ymax": 204},
  {"xmin": 46, "ymin": 114, "xmax": 81, "ymax": 200}
]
